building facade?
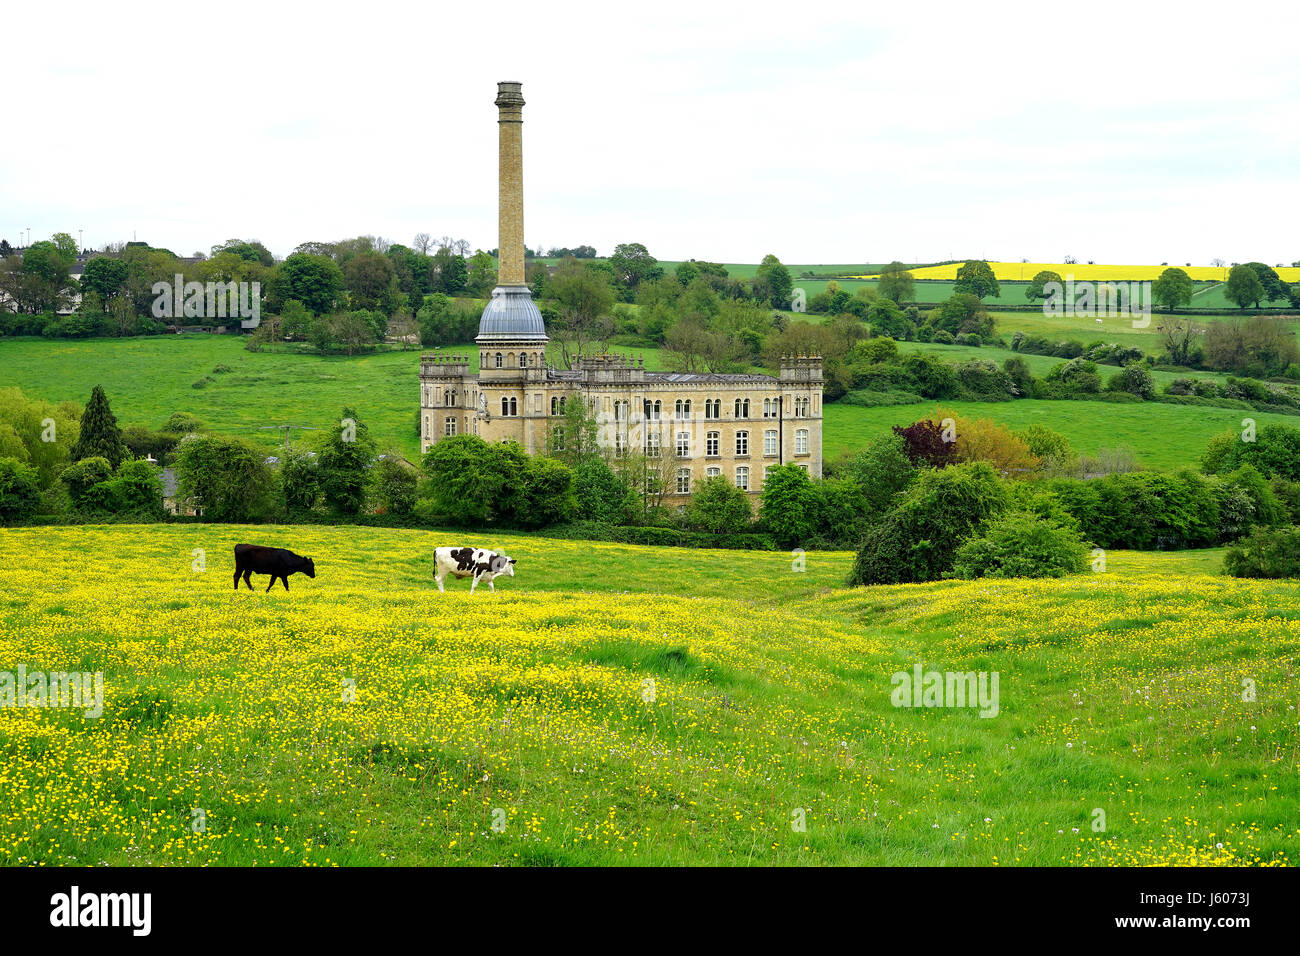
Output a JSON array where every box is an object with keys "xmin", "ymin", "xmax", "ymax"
[{"xmin": 418, "ymin": 82, "xmax": 823, "ymax": 501}]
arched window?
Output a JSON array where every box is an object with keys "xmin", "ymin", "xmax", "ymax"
[
  {"xmin": 501, "ymin": 396, "xmax": 510, "ymax": 416},
  {"xmin": 676, "ymin": 468, "xmax": 691, "ymax": 494},
  {"xmin": 735, "ymin": 466, "xmax": 750, "ymax": 491},
  {"xmin": 796, "ymin": 428, "xmax": 809, "ymax": 455},
  {"xmin": 675, "ymin": 398, "xmax": 691, "ymax": 418},
  {"xmin": 735, "ymin": 430, "xmax": 749, "ymax": 456},
  {"xmin": 734, "ymin": 398, "xmax": 749, "ymax": 419},
  {"xmin": 764, "ymin": 429, "xmax": 778, "ymax": 456},
  {"xmin": 706, "ymin": 431, "xmax": 719, "ymax": 456},
  {"xmin": 495, "ymin": 353, "xmax": 503, "ymax": 368}
]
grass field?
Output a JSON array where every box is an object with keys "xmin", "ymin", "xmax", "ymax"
[
  {"xmin": 823, "ymin": 399, "xmax": 1290, "ymax": 471},
  {"xmin": 1, "ymin": 334, "xmax": 1291, "ymax": 472},
  {"xmin": 0, "ymin": 337, "xmax": 663, "ymax": 462},
  {"xmin": 0, "ymin": 525, "xmax": 1295, "ymax": 866}
]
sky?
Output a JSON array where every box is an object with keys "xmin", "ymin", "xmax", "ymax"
[{"xmin": 5, "ymin": 0, "xmax": 1298, "ymax": 267}]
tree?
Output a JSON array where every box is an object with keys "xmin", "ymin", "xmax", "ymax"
[
  {"xmin": 877, "ymin": 262, "xmax": 915, "ymax": 304},
  {"xmin": 1025, "ymin": 270, "xmax": 1063, "ymax": 303},
  {"xmin": 548, "ymin": 260, "xmax": 615, "ymax": 368},
  {"xmin": 848, "ymin": 461, "xmax": 1010, "ymax": 585},
  {"xmin": 1157, "ymin": 315, "xmax": 1204, "ymax": 366},
  {"xmin": 314, "ymin": 407, "xmax": 376, "ymax": 515},
  {"xmin": 79, "ymin": 257, "xmax": 130, "ymax": 309},
  {"xmin": 753, "ymin": 253, "xmax": 793, "ymax": 309},
  {"xmin": 1152, "ymin": 267, "xmax": 1193, "ymax": 312},
  {"xmin": 173, "ymin": 434, "xmax": 277, "ymax": 521},
  {"xmin": 1243, "ymin": 262, "xmax": 1288, "ymax": 304},
  {"xmin": 759, "ymin": 464, "xmax": 820, "ymax": 548},
  {"xmin": 280, "ymin": 446, "xmax": 321, "ymax": 513},
  {"xmin": 686, "ymin": 475, "xmax": 753, "ymax": 533},
  {"xmin": 547, "ymin": 394, "xmax": 599, "ymax": 466},
  {"xmin": 952, "ymin": 260, "xmax": 1000, "ymax": 300},
  {"xmin": 0, "ymin": 457, "xmax": 42, "ymax": 521},
  {"xmin": 1225, "ymin": 264, "xmax": 1265, "ymax": 309},
  {"xmin": 343, "ymin": 251, "xmax": 399, "ymax": 314},
  {"xmin": 432, "ymin": 246, "xmax": 468, "ymax": 294},
  {"xmin": 465, "ymin": 250, "xmax": 497, "ymax": 297},
  {"xmin": 70, "ymin": 385, "xmax": 128, "ymax": 469},
  {"xmin": 0, "ymin": 386, "xmax": 80, "ymax": 487},
  {"xmin": 572, "ymin": 457, "xmax": 637, "ymax": 523},
  {"xmin": 608, "ymin": 243, "xmax": 661, "ymax": 293},
  {"xmin": 270, "ymin": 253, "xmax": 345, "ymax": 315},
  {"xmin": 372, "ymin": 454, "xmax": 417, "ymax": 515}
]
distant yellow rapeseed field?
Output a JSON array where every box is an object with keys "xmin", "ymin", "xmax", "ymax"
[{"xmin": 858, "ymin": 262, "xmax": 1300, "ymax": 282}]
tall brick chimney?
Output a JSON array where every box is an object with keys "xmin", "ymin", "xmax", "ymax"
[{"xmin": 495, "ymin": 81, "xmax": 526, "ymax": 287}]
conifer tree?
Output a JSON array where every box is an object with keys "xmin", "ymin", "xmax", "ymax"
[{"xmin": 70, "ymin": 385, "xmax": 129, "ymax": 468}]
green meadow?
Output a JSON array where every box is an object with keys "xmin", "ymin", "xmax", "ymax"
[{"xmin": 0, "ymin": 525, "xmax": 1293, "ymax": 866}]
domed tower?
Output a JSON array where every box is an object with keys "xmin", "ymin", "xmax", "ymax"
[{"xmin": 478, "ymin": 81, "xmax": 548, "ymax": 383}]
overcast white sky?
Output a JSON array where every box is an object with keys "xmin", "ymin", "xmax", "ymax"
[{"xmin": 5, "ymin": 0, "xmax": 1297, "ymax": 266}]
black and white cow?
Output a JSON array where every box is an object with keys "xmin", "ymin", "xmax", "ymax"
[{"xmin": 433, "ymin": 546, "xmax": 516, "ymax": 594}]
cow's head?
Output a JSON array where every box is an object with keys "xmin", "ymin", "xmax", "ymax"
[
  {"xmin": 495, "ymin": 554, "xmax": 516, "ymax": 577},
  {"xmin": 299, "ymin": 556, "xmax": 316, "ymax": 578}
]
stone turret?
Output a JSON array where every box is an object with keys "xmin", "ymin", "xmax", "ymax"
[{"xmin": 779, "ymin": 353, "xmax": 824, "ymax": 385}]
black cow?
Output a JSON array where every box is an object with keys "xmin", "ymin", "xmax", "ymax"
[{"xmin": 233, "ymin": 544, "xmax": 316, "ymax": 592}]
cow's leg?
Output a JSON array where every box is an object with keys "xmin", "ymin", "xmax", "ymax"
[
  {"xmin": 234, "ymin": 566, "xmax": 241, "ymax": 590},
  {"xmin": 281, "ymin": 575, "xmax": 290, "ymax": 591},
  {"xmin": 266, "ymin": 575, "xmax": 276, "ymax": 592},
  {"xmin": 243, "ymin": 570, "xmax": 254, "ymax": 590},
  {"xmin": 489, "ymin": 578, "xmax": 495, "ymax": 592},
  {"xmin": 435, "ymin": 572, "xmax": 446, "ymax": 593},
  {"xmin": 469, "ymin": 573, "xmax": 478, "ymax": 595}
]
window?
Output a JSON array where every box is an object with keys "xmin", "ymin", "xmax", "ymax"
[
  {"xmin": 519, "ymin": 353, "xmax": 528, "ymax": 367},
  {"xmin": 675, "ymin": 398, "xmax": 692, "ymax": 418},
  {"xmin": 706, "ymin": 466, "xmax": 721, "ymax": 479},
  {"xmin": 763, "ymin": 398, "xmax": 778, "ymax": 418},
  {"xmin": 551, "ymin": 426, "xmax": 564, "ymax": 451},
  {"xmin": 676, "ymin": 468, "xmax": 691, "ymax": 494},
  {"xmin": 706, "ymin": 431, "xmax": 719, "ymax": 456},
  {"xmin": 736, "ymin": 466, "xmax": 749, "ymax": 491},
  {"xmin": 501, "ymin": 396, "xmax": 517, "ymax": 416},
  {"xmin": 551, "ymin": 396, "xmax": 567, "ymax": 416},
  {"xmin": 795, "ymin": 396, "xmax": 810, "ymax": 416},
  {"xmin": 764, "ymin": 464, "xmax": 775, "ymax": 483},
  {"xmin": 615, "ymin": 431, "xmax": 627, "ymax": 458},
  {"xmin": 796, "ymin": 428, "xmax": 809, "ymax": 455},
  {"xmin": 444, "ymin": 417, "xmax": 456, "ymax": 437},
  {"xmin": 735, "ymin": 430, "xmax": 749, "ymax": 456},
  {"xmin": 705, "ymin": 399, "xmax": 720, "ymax": 420},
  {"xmin": 615, "ymin": 400, "xmax": 630, "ymax": 421},
  {"xmin": 646, "ymin": 432, "xmax": 661, "ymax": 458},
  {"xmin": 676, "ymin": 430, "xmax": 690, "ymax": 457},
  {"xmin": 764, "ymin": 429, "xmax": 778, "ymax": 456},
  {"xmin": 495, "ymin": 352, "xmax": 503, "ymax": 368},
  {"xmin": 644, "ymin": 399, "xmax": 661, "ymax": 421},
  {"xmin": 734, "ymin": 398, "xmax": 750, "ymax": 419}
]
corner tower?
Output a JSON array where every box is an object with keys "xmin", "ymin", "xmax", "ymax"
[{"xmin": 478, "ymin": 81, "xmax": 547, "ymax": 382}]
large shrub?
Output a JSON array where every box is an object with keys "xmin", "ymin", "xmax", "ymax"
[
  {"xmin": 572, "ymin": 457, "xmax": 638, "ymax": 524},
  {"xmin": 686, "ymin": 475, "xmax": 753, "ymax": 534},
  {"xmin": 951, "ymin": 512, "xmax": 1090, "ymax": 579},
  {"xmin": 849, "ymin": 461, "xmax": 1010, "ymax": 585},
  {"xmin": 1201, "ymin": 423, "xmax": 1300, "ymax": 481},
  {"xmin": 174, "ymin": 433, "xmax": 278, "ymax": 522},
  {"xmin": 0, "ymin": 457, "xmax": 41, "ymax": 522},
  {"xmin": 1047, "ymin": 470, "xmax": 1225, "ymax": 549},
  {"xmin": 1223, "ymin": 526, "xmax": 1300, "ymax": 578},
  {"xmin": 759, "ymin": 464, "xmax": 820, "ymax": 548}
]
